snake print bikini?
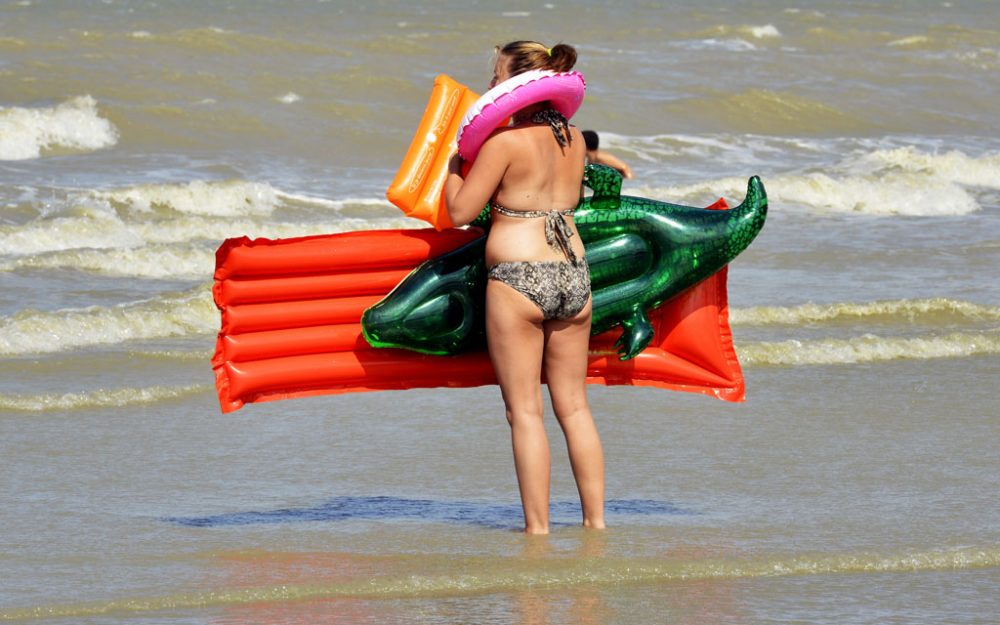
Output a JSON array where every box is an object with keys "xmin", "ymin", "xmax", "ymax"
[{"xmin": 487, "ymin": 202, "xmax": 591, "ymax": 320}]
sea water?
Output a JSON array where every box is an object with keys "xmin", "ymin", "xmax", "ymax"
[{"xmin": 1, "ymin": 1, "xmax": 998, "ymax": 623}]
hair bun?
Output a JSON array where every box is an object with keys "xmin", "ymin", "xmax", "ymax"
[
  {"xmin": 497, "ymin": 40, "xmax": 578, "ymax": 76},
  {"xmin": 548, "ymin": 43, "xmax": 577, "ymax": 72}
]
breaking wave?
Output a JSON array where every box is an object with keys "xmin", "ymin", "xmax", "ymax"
[
  {"xmin": 0, "ymin": 95, "xmax": 118, "ymax": 160},
  {"xmin": 636, "ymin": 143, "xmax": 997, "ymax": 216},
  {"xmin": 731, "ymin": 299, "xmax": 1000, "ymax": 366},
  {"xmin": 737, "ymin": 331, "xmax": 1000, "ymax": 366},
  {"xmin": 0, "ymin": 287, "xmax": 217, "ymax": 356},
  {"xmin": 730, "ymin": 298, "xmax": 1000, "ymax": 326},
  {"xmin": 0, "ymin": 384, "xmax": 208, "ymax": 412},
  {"xmin": 0, "ymin": 243, "xmax": 215, "ymax": 279},
  {"xmin": 2, "ymin": 546, "xmax": 995, "ymax": 621}
]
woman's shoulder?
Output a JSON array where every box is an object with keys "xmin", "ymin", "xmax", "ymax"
[
  {"xmin": 479, "ymin": 125, "xmax": 526, "ymax": 155},
  {"xmin": 485, "ymin": 125, "xmax": 524, "ymax": 142},
  {"xmin": 484, "ymin": 124, "xmax": 584, "ymax": 148}
]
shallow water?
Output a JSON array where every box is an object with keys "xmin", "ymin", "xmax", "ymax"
[{"xmin": 2, "ymin": 1, "xmax": 998, "ymax": 623}]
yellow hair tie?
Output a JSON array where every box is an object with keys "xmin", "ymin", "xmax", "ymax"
[{"xmin": 547, "ymin": 47, "xmax": 553, "ymax": 56}]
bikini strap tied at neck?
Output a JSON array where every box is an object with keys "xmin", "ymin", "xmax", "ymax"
[{"xmin": 531, "ymin": 108, "xmax": 571, "ymax": 148}]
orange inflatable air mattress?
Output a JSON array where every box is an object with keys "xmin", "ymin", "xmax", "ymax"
[{"xmin": 211, "ymin": 226, "xmax": 743, "ymax": 413}]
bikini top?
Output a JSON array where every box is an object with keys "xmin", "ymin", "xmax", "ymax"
[{"xmin": 491, "ymin": 201, "xmax": 579, "ymax": 264}]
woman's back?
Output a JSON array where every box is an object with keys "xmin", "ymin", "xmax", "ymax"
[{"xmin": 483, "ymin": 123, "xmax": 586, "ymax": 266}]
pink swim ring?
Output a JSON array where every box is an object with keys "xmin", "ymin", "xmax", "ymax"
[{"xmin": 456, "ymin": 69, "xmax": 587, "ymax": 162}]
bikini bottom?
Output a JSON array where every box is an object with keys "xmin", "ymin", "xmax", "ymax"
[{"xmin": 487, "ymin": 259, "xmax": 591, "ymax": 320}]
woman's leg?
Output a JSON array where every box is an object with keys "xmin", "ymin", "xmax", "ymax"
[
  {"xmin": 486, "ymin": 280, "xmax": 549, "ymax": 534},
  {"xmin": 544, "ymin": 300, "xmax": 606, "ymax": 529}
]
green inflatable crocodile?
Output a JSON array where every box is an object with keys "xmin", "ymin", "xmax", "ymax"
[{"xmin": 362, "ymin": 164, "xmax": 767, "ymax": 360}]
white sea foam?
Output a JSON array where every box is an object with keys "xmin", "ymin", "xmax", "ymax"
[
  {"xmin": 129, "ymin": 348, "xmax": 212, "ymax": 361},
  {"xmin": 1, "ymin": 243, "xmax": 215, "ymax": 279},
  {"xmin": 277, "ymin": 192, "xmax": 388, "ymax": 211},
  {"xmin": 730, "ymin": 298, "xmax": 1000, "ymax": 326},
  {"xmin": 782, "ymin": 8, "xmax": 825, "ymax": 17},
  {"xmin": 855, "ymin": 146, "xmax": 1000, "ymax": 190},
  {"xmin": 0, "ymin": 181, "xmax": 396, "ymax": 259},
  {"xmin": 614, "ymin": 134, "xmax": 747, "ymax": 164},
  {"xmin": 0, "ymin": 200, "xmax": 143, "ymax": 256},
  {"xmin": 732, "ymin": 300, "xmax": 1000, "ymax": 366},
  {"xmin": 91, "ymin": 180, "xmax": 282, "ymax": 217},
  {"xmin": 0, "ymin": 96, "xmax": 119, "ymax": 160},
  {"xmin": 640, "ymin": 169, "xmax": 980, "ymax": 216},
  {"xmin": 0, "ymin": 205, "xmax": 412, "ymax": 261},
  {"xmin": 89, "ymin": 181, "xmax": 392, "ymax": 218},
  {"xmin": 747, "ymin": 25, "xmax": 782, "ymax": 39},
  {"xmin": 676, "ymin": 39, "xmax": 758, "ymax": 52},
  {"xmin": 0, "ymin": 287, "xmax": 217, "ymax": 356},
  {"xmin": 626, "ymin": 138, "xmax": 997, "ymax": 216},
  {"xmin": 0, "ymin": 384, "xmax": 208, "ymax": 412},
  {"xmin": 1, "ymin": 546, "xmax": 993, "ymax": 620},
  {"xmin": 679, "ymin": 23, "xmax": 780, "ymax": 52},
  {"xmin": 618, "ymin": 133, "xmax": 823, "ymax": 172},
  {"xmin": 277, "ymin": 92, "xmax": 302, "ymax": 104},
  {"xmin": 887, "ymin": 35, "xmax": 931, "ymax": 47},
  {"xmin": 953, "ymin": 47, "xmax": 999, "ymax": 70},
  {"xmin": 737, "ymin": 331, "xmax": 1000, "ymax": 366},
  {"xmin": 130, "ymin": 214, "xmax": 414, "ymax": 246},
  {"xmin": 771, "ymin": 171, "xmax": 980, "ymax": 216}
]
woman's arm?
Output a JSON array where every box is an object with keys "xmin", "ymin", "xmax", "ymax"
[
  {"xmin": 444, "ymin": 136, "xmax": 509, "ymax": 226},
  {"xmin": 587, "ymin": 148, "xmax": 633, "ymax": 179}
]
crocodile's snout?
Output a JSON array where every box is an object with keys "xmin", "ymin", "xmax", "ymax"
[
  {"xmin": 362, "ymin": 290, "xmax": 478, "ymax": 354},
  {"xmin": 361, "ymin": 238, "xmax": 487, "ymax": 355}
]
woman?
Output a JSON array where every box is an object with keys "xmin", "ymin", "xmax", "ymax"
[{"xmin": 444, "ymin": 41, "xmax": 605, "ymax": 534}]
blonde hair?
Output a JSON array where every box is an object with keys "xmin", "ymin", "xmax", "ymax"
[{"xmin": 494, "ymin": 40, "xmax": 577, "ymax": 76}]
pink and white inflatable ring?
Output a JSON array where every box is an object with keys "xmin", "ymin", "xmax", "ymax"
[{"xmin": 456, "ymin": 69, "xmax": 586, "ymax": 162}]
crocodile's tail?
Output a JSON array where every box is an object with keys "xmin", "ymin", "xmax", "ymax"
[
  {"xmin": 725, "ymin": 176, "xmax": 768, "ymax": 258},
  {"xmin": 742, "ymin": 175, "xmax": 767, "ymax": 216}
]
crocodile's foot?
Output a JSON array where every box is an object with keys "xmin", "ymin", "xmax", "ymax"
[{"xmin": 614, "ymin": 307, "xmax": 655, "ymax": 360}]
